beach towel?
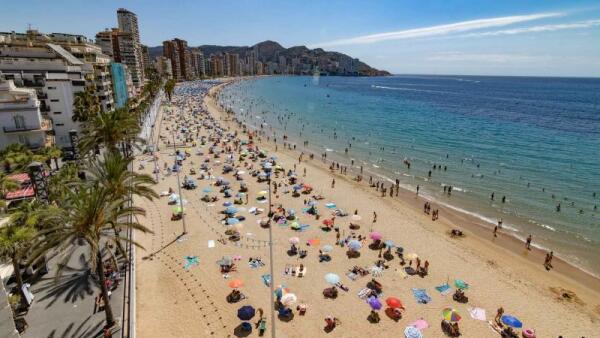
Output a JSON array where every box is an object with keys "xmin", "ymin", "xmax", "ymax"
[
  {"xmin": 370, "ymin": 266, "xmax": 384, "ymax": 277},
  {"xmin": 468, "ymin": 307, "xmax": 487, "ymax": 321},
  {"xmin": 357, "ymin": 288, "xmax": 372, "ymax": 300},
  {"xmin": 207, "ymin": 240, "xmax": 215, "ymax": 248},
  {"xmin": 183, "ymin": 256, "xmax": 199, "ymax": 269},
  {"xmin": 325, "ymin": 203, "xmax": 337, "ymax": 209},
  {"xmin": 411, "ymin": 288, "xmax": 431, "ymax": 304},
  {"xmin": 435, "ymin": 283, "xmax": 451, "ymax": 295}
]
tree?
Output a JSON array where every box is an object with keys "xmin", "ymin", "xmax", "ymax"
[
  {"xmin": 43, "ymin": 146, "xmax": 62, "ymax": 171},
  {"xmin": 0, "ymin": 201, "xmax": 40, "ymax": 309},
  {"xmin": 48, "ymin": 163, "xmax": 80, "ymax": 203},
  {"xmin": 164, "ymin": 79, "xmax": 176, "ymax": 101},
  {"xmin": 78, "ymin": 107, "xmax": 142, "ymax": 156},
  {"xmin": 0, "ymin": 172, "xmax": 19, "ymax": 198},
  {"xmin": 72, "ymin": 87, "xmax": 101, "ymax": 122},
  {"xmin": 34, "ymin": 185, "xmax": 149, "ymax": 328}
]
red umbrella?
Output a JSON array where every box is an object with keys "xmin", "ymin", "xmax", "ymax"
[
  {"xmin": 386, "ymin": 297, "xmax": 403, "ymax": 309},
  {"xmin": 323, "ymin": 219, "xmax": 334, "ymax": 226}
]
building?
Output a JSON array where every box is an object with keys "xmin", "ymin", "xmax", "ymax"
[
  {"xmin": 0, "ymin": 34, "xmax": 91, "ymax": 148},
  {"xmin": 163, "ymin": 38, "xmax": 192, "ymax": 80},
  {"xmin": 0, "ymin": 79, "xmax": 53, "ymax": 150},
  {"xmin": 96, "ymin": 28, "xmax": 139, "ymax": 98},
  {"xmin": 2, "ymin": 30, "xmax": 115, "ymax": 112},
  {"xmin": 116, "ymin": 8, "xmax": 145, "ymax": 89},
  {"xmin": 110, "ymin": 63, "xmax": 129, "ymax": 108},
  {"xmin": 141, "ymin": 44, "xmax": 150, "ymax": 71},
  {"xmin": 154, "ymin": 56, "xmax": 173, "ymax": 79},
  {"xmin": 190, "ymin": 49, "xmax": 205, "ymax": 78}
]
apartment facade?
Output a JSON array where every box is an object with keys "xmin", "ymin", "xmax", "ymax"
[
  {"xmin": 163, "ymin": 38, "xmax": 192, "ymax": 81},
  {"xmin": 117, "ymin": 8, "xmax": 145, "ymax": 88},
  {"xmin": 0, "ymin": 79, "xmax": 53, "ymax": 150}
]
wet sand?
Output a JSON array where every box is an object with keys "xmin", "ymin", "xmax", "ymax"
[{"xmin": 134, "ymin": 80, "xmax": 600, "ymax": 338}]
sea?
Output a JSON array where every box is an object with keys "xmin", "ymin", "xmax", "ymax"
[{"xmin": 218, "ymin": 75, "xmax": 600, "ymax": 277}]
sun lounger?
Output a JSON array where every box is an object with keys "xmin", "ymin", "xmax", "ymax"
[
  {"xmin": 346, "ymin": 272, "xmax": 358, "ymax": 281},
  {"xmin": 357, "ymin": 287, "xmax": 374, "ymax": 300}
]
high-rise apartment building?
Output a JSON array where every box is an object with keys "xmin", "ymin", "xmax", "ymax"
[
  {"xmin": 116, "ymin": 8, "xmax": 145, "ymax": 89},
  {"xmin": 154, "ymin": 56, "xmax": 173, "ymax": 79},
  {"xmin": 163, "ymin": 38, "xmax": 192, "ymax": 80},
  {"xmin": 190, "ymin": 49, "xmax": 205, "ymax": 78},
  {"xmin": 96, "ymin": 28, "xmax": 139, "ymax": 98},
  {"xmin": 141, "ymin": 45, "xmax": 150, "ymax": 71}
]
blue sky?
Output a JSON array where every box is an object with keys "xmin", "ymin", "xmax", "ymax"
[{"xmin": 2, "ymin": 0, "xmax": 600, "ymax": 76}]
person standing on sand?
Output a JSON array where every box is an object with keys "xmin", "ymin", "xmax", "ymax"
[
  {"xmin": 416, "ymin": 185, "xmax": 420, "ymax": 195},
  {"xmin": 526, "ymin": 234, "xmax": 532, "ymax": 250},
  {"xmin": 493, "ymin": 225, "xmax": 498, "ymax": 237},
  {"xmin": 331, "ymin": 178, "xmax": 335, "ymax": 188},
  {"xmin": 373, "ymin": 212, "xmax": 377, "ymax": 223}
]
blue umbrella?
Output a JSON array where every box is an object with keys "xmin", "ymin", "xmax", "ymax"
[
  {"xmin": 322, "ymin": 245, "xmax": 333, "ymax": 253},
  {"xmin": 367, "ymin": 296, "xmax": 382, "ymax": 310},
  {"xmin": 384, "ymin": 240, "xmax": 395, "ymax": 248},
  {"xmin": 288, "ymin": 209, "xmax": 296, "ymax": 216},
  {"xmin": 227, "ymin": 218, "xmax": 240, "ymax": 225},
  {"xmin": 324, "ymin": 273, "xmax": 340, "ymax": 284},
  {"xmin": 224, "ymin": 189, "xmax": 233, "ymax": 194},
  {"xmin": 293, "ymin": 185, "xmax": 302, "ymax": 190},
  {"xmin": 225, "ymin": 206, "xmax": 238, "ymax": 214},
  {"xmin": 501, "ymin": 315, "xmax": 523, "ymax": 328},
  {"xmin": 258, "ymin": 172, "xmax": 267, "ymax": 177},
  {"xmin": 237, "ymin": 305, "xmax": 256, "ymax": 321},
  {"xmin": 223, "ymin": 201, "xmax": 233, "ymax": 207},
  {"xmin": 404, "ymin": 326, "xmax": 423, "ymax": 338},
  {"xmin": 348, "ymin": 239, "xmax": 362, "ymax": 251},
  {"xmin": 222, "ymin": 181, "xmax": 231, "ymax": 186},
  {"xmin": 308, "ymin": 200, "xmax": 317, "ymax": 206}
]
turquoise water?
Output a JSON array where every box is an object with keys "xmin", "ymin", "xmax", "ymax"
[{"xmin": 219, "ymin": 75, "xmax": 600, "ymax": 276}]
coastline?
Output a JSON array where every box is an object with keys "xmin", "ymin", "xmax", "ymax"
[
  {"xmin": 133, "ymin": 79, "xmax": 600, "ymax": 338},
  {"xmin": 216, "ymin": 77, "xmax": 600, "ymax": 287}
]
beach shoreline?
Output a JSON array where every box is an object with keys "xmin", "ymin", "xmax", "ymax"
[
  {"xmin": 213, "ymin": 78, "xmax": 600, "ymax": 292},
  {"xmin": 133, "ymin": 79, "xmax": 600, "ymax": 338}
]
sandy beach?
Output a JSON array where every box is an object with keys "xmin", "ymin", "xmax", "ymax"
[{"xmin": 133, "ymin": 80, "xmax": 600, "ymax": 338}]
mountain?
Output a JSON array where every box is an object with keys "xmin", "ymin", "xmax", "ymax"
[{"xmin": 148, "ymin": 40, "xmax": 390, "ymax": 76}]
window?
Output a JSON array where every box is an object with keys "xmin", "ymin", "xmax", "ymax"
[
  {"xmin": 55, "ymin": 123, "xmax": 64, "ymax": 126},
  {"xmin": 72, "ymin": 80, "xmax": 85, "ymax": 86},
  {"xmin": 47, "ymin": 86, "xmax": 56, "ymax": 90},
  {"xmin": 50, "ymin": 99, "xmax": 59, "ymax": 102},
  {"xmin": 53, "ymin": 112, "xmax": 62, "ymax": 115},
  {"xmin": 13, "ymin": 115, "xmax": 25, "ymax": 129}
]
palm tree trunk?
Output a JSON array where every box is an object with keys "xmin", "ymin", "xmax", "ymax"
[
  {"xmin": 11, "ymin": 256, "xmax": 28, "ymax": 308},
  {"xmin": 111, "ymin": 225, "xmax": 128, "ymax": 263},
  {"xmin": 96, "ymin": 251, "xmax": 115, "ymax": 328}
]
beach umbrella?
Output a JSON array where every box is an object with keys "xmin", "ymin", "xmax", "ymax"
[
  {"xmin": 409, "ymin": 319, "xmax": 429, "ymax": 330},
  {"xmin": 442, "ymin": 308, "xmax": 462, "ymax": 322},
  {"xmin": 225, "ymin": 206, "xmax": 238, "ymax": 214},
  {"xmin": 202, "ymin": 187, "xmax": 212, "ymax": 193},
  {"xmin": 222, "ymin": 180, "xmax": 231, "ymax": 186},
  {"xmin": 384, "ymin": 240, "xmax": 395, "ymax": 248},
  {"xmin": 322, "ymin": 245, "xmax": 333, "ymax": 253},
  {"xmin": 405, "ymin": 253, "xmax": 418, "ymax": 261},
  {"xmin": 307, "ymin": 200, "xmax": 317, "ymax": 206},
  {"xmin": 306, "ymin": 238, "xmax": 320, "ymax": 246},
  {"xmin": 303, "ymin": 184, "xmax": 312, "ymax": 190},
  {"xmin": 351, "ymin": 214, "xmax": 362, "ymax": 222},
  {"xmin": 228, "ymin": 279, "xmax": 244, "ymax": 289},
  {"xmin": 367, "ymin": 296, "xmax": 382, "ymax": 310},
  {"xmin": 288, "ymin": 209, "xmax": 296, "ymax": 216},
  {"xmin": 224, "ymin": 189, "xmax": 233, "ymax": 195},
  {"xmin": 227, "ymin": 218, "xmax": 240, "ymax": 225},
  {"xmin": 501, "ymin": 315, "xmax": 523, "ymax": 328},
  {"xmin": 324, "ymin": 273, "xmax": 340, "ymax": 285},
  {"xmin": 369, "ymin": 231, "xmax": 383, "ymax": 240},
  {"xmin": 237, "ymin": 306, "xmax": 256, "ymax": 321},
  {"xmin": 274, "ymin": 285, "xmax": 289, "ymax": 298},
  {"xmin": 323, "ymin": 219, "xmax": 334, "ymax": 226},
  {"xmin": 236, "ymin": 192, "xmax": 246, "ymax": 198},
  {"xmin": 348, "ymin": 239, "xmax": 362, "ymax": 251},
  {"xmin": 258, "ymin": 172, "xmax": 267, "ymax": 177},
  {"xmin": 168, "ymin": 193, "xmax": 179, "ymax": 202},
  {"xmin": 404, "ymin": 326, "xmax": 423, "ymax": 338},
  {"xmin": 280, "ymin": 293, "xmax": 297, "ymax": 306},
  {"xmin": 293, "ymin": 185, "xmax": 302, "ymax": 190},
  {"xmin": 257, "ymin": 190, "xmax": 268, "ymax": 196},
  {"xmin": 288, "ymin": 237, "xmax": 300, "ymax": 244},
  {"xmin": 454, "ymin": 279, "xmax": 469, "ymax": 290},
  {"xmin": 386, "ymin": 297, "xmax": 403, "ymax": 309},
  {"xmin": 290, "ymin": 222, "xmax": 301, "ymax": 230},
  {"xmin": 172, "ymin": 205, "xmax": 183, "ymax": 213},
  {"xmin": 223, "ymin": 201, "xmax": 233, "ymax": 207},
  {"xmin": 325, "ymin": 203, "xmax": 337, "ymax": 209}
]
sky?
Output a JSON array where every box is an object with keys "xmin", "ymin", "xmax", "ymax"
[{"xmin": 2, "ymin": 0, "xmax": 600, "ymax": 77}]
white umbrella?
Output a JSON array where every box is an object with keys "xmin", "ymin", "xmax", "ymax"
[{"xmin": 280, "ymin": 293, "xmax": 297, "ymax": 306}]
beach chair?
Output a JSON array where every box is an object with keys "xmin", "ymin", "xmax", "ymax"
[
  {"xmin": 357, "ymin": 288, "xmax": 373, "ymax": 300},
  {"xmin": 346, "ymin": 271, "xmax": 358, "ymax": 281}
]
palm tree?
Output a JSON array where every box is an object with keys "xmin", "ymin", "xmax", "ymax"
[
  {"xmin": 85, "ymin": 151, "xmax": 157, "ymax": 259},
  {"xmin": 79, "ymin": 107, "xmax": 143, "ymax": 156},
  {"xmin": 34, "ymin": 184, "xmax": 149, "ymax": 328},
  {"xmin": 164, "ymin": 79, "xmax": 176, "ymax": 101},
  {"xmin": 48, "ymin": 163, "xmax": 80, "ymax": 203},
  {"xmin": 0, "ymin": 202, "xmax": 39, "ymax": 308},
  {"xmin": 44, "ymin": 146, "xmax": 62, "ymax": 171},
  {"xmin": 72, "ymin": 87, "xmax": 101, "ymax": 122}
]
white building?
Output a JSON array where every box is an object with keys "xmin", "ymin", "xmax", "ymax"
[
  {"xmin": 0, "ymin": 41, "xmax": 88, "ymax": 148},
  {"xmin": 117, "ymin": 8, "xmax": 145, "ymax": 89},
  {"xmin": 0, "ymin": 79, "xmax": 53, "ymax": 150}
]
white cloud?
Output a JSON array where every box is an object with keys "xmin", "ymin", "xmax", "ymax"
[
  {"xmin": 427, "ymin": 52, "xmax": 542, "ymax": 63},
  {"xmin": 460, "ymin": 19, "xmax": 600, "ymax": 37},
  {"xmin": 311, "ymin": 12, "xmax": 563, "ymax": 47}
]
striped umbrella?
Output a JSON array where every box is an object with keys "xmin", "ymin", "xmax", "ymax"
[{"xmin": 442, "ymin": 308, "xmax": 461, "ymax": 322}]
